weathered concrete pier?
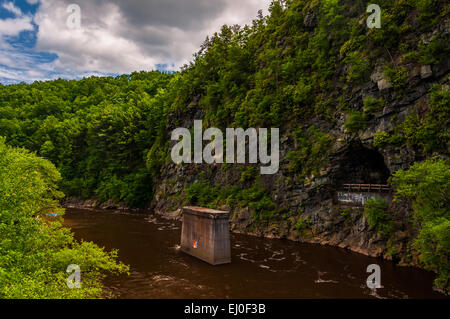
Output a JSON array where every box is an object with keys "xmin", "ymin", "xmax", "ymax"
[{"xmin": 180, "ymin": 206, "xmax": 231, "ymax": 265}]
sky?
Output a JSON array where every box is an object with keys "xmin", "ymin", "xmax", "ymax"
[{"xmin": 0, "ymin": 0, "xmax": 272, "ymax": 84}]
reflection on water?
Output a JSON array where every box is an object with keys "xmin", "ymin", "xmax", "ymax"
[{"xmin": 64, "ymin": 209, "xmax": 444, "ymax": 299}]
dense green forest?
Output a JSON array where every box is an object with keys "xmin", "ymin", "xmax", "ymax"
[
  {"xmin": 0, "ymin": 72, "xmax": 174, "ymax": 207},
  {"xmin": 0, "ymin": 0, "xmax": 449, "ymax": 295}
]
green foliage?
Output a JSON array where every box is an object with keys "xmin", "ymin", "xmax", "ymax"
[
  {"xmin": 400, "ymin": 84, "xmax": 450, "ymax": 154},
  {"xmin": 344, "ymin": 112, "xmax": 366, "ymax": 133},
  {"xmin": 392, "ymin": 158, "xmax": 449, "ymax": 224},
  {"xmin": 295, "ymin": 216, "xmax": 311, "ymax": 233},
  {"xmin": 417, "ymin": 35, "xmax": 450, "ymax": 65},
  {"xmin": 0, "ymin": 0, "xmax": 447, "ymax": 296},
  {"xmin": 416, "ymin": 0, "xmax": 450, "ymax": 30},
  {"xmin": 364, "ymin": 198, "xmax": 393, "ymax": 236},
  {"xmin": 392, "ymin": 158, "xmax": 450, "ymax": 291},
  {"xmin": 239, "ymin": 166, "xmax": 258, "ymax": 183},
  {"xmin": 1, "ymin": 1, "xmax": 448, "ymax": 213},
  {"xmin": 0, "ymin": 140, "xmax": 128, "ymax": 298},
  {"xmin": 363, "ymin": 97, "xmax": 386, "ymax": 115},
  {"xmin": 413, "ymin": 218, "xmax": 450, "ymax": 290},
  {"xmin": 402, "ymin": 24, "xmax": 449, "ymax": 65},
  {"xmin": 384, "ymin": 65, "xmax": 409, "ymax": 90},
  {"xmin": 169, "ymin": 0, "xmax": 373, "ymax": 128},
  {"xmin": 339, "ymin": 37, "xmax": 363, "ymax": 59},
  {"xmin": 373, "ymin": 131, "xmax": 390, "ymax": 148},
  {"xmin": 345, "ymin": 52, "xmax": 371, "ymax": 84},
  {"xmin": 146, "ymin": 139, "xmax": 169, "ymax": 176},
  {"xmin": 340, "ymin": 208, "xmax": 351, "ymax": 218},
  {"xmin": 373, "ymin": 131, "xmax": 404, "ymax": 148},
  {"xmin": 185, "ymin": 179, "xmax": 217, "ymax": 206},
  {"xmin": 185, "ymin": 178, "xmax": 276, "ymax": 222},
  {"xmin": 0, "ymin": 72, "xmax": 174, "ymax": 207},
  {"xmin": 286, "ymin": 125, "xmax": 333, "ymax": 178}
]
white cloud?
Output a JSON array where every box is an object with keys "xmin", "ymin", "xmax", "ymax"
[
  {"xmin": 0, "ymin": 49, "xmax": 111, "ymax": 83},
  {"xmin": 0, "ymin": 16, "xmax": 33, "ymax": 36},
  {"xmin": 0, "ymin": 1, "xmax": 34, "ymax": 49},
  {"xmin": 2, "ymin": 1, "xmax": 24, "ymax": 16},
  {"xmin": 32, "ymin": 0, "xmax": 272, "ymax": 75}
]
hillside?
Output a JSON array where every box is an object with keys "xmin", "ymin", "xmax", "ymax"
[
  {"xmin": 150, "ymin": 0, "xmax": 450, "ymax": 291},
  {"xmin": 0, "ymin": 0, "xmax": 449, "ymax": 292}
]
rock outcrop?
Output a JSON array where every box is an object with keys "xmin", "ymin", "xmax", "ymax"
[{"xmin": 150, "ymin": 28, "xmax": 449, "ymax": 266}]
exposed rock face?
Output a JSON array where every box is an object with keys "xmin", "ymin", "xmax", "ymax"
[
  {"xmin": 377, "ymin": 78, "xmax": 393, "ymax": 91},
  {"xmin": 421, "ymin": 65, "xmax": 433, "ymax": 79},
  {"xmin": 62, "ymin": 197, "xmax": 137, "ymax": 212},
  {"xmin": 150, "ymin": 49, "xmax": 449, "ymax": 265},
  {"xmin": 149, "ymin": 15, "xmax": 449, "ymax": 267}
]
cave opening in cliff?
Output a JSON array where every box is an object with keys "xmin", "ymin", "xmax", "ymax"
[{"xmin": 334, "ymin": 142, "xmax": 390, "ymax": 186}]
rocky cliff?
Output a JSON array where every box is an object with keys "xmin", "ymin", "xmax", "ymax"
[{"xmin": 150, "ymin": 0, "xmax": 449, "ymax": 268}]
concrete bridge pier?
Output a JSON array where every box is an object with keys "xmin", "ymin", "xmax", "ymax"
[{"xmin": 180, "ymin": 206, "xmax": 231, "ymax": 265}]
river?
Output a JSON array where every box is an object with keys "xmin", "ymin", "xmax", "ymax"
[{"xmin": 63, "ymin": 208, "xmax": 444, "ymax": 299}]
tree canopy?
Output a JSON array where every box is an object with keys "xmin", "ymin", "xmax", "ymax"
[{"xmin": 0, "ymin": 138, "xmax": 128, "ymax": 298}]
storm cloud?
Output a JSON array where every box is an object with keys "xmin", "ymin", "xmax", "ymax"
[{"xmin": 31, "ymin": 0, "xmax": 272, "ymax": 75}]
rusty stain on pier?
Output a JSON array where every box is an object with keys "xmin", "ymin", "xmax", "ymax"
[{"xmin": 180, "ymin": 206, "xmax": 231, "ymax": 265}]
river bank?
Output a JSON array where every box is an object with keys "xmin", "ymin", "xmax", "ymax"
[
  {"xmin": 60, "ymin": 198, "xmax": 417, "ymax": 260},
  {"xmin": 61, "ymin": 197, "xmax": 449, "ymax": 295},
  {"xmin": 63, "ymin": 207, "xmax": 446, "ymax": 299},
  {"xmin": 60, "ymin": 196, "xmax": 414, "ymax": 259}
]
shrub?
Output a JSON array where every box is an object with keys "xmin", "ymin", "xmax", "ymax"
[
  {"xmin": 345, "ymin": 52, "xmax": 371, "ymax": 84},
  {"xmin": 392, "ymin": 158, "xmax": 450, "ymax": 292},
  {"xmin": 391, "ymin": 158, "xmax": 449, "ymax": 225},
  {"xmin": 239, "ymin": 166, "xmax": 258, "ymax": 183},
  {"xmin": 185, "ymin": 179, "xmax": 216, "ymax": 206},
  {"xmin": 286, "ymin": 126, "xmax": 333, "ymax": 177},
  {"xmin": 185, "ymin": 179, "xmax": 277, "ymax": 221},
  {"xmin": 402, "ymin": 51, "xmax": 420, "ymax": 63},
  {"xmin": 384, "ymin": 65, "xmax": 409, "ymax": 90},
  {"xmin": 340, "ymin": 208, "xmax": 351, "ymax": 218},
  {"xmin": 373, "ymin": 131, "xmax": 390, "ymax": 148},
  {"xmin": 295, "ymin": 218, "xmax": 310, "ymax": 232},
  {"xmin": 400, "ymin": 84, "xmax": 450, "ymax": 154},
  {"xmin": 364, "ymin": 198, "xmax": 392, "ymax": 236},
  {"xmin": 413, "ymin": 218, "xmax": 450, "ymax": 290},
  {"xmin": 363, "ymin": 97, "xmax": 385, "ymax": 115},
  {"xmin": 417, "ymin": 0, "xmax": 448, "ymax": 29},
  {"xmin": 0, "ymin": 140, "xmax": 128, "ymax": 298},
  {"xmin": 344, "ymin": 112, "xmax": 366, "ymax": 133},
  {"xmin": 417, "ymin": 35, "xmax": 450, "ymax": 65}
]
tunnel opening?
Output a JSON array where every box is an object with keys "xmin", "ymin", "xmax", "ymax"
[{"xmin": 333, "ymin": 142, "xmax": 390, "ymax": 186}]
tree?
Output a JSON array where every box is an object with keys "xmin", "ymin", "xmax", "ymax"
[
  {"xmin": 0, "ymin": 139, "xmax": 128, "ymax": 298},
  {"xmin": 391, "ymin": 158, "xmax": 449, "ymax": 293}
]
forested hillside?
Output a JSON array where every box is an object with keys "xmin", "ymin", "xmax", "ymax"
[
  {"xmin": 0, "ymin": 0, "xmax": 449, "ymax": 292},
  {"xmin": 0, "ymin": 72, "xmax": 174, "ymax": 207}
]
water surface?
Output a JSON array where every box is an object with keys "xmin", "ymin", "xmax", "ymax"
[{"xmin": 64, "ymin": 208, "xmax": 444, "ymax": 299}]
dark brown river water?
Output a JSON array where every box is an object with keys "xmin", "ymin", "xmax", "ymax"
[{"xmin": 64, "ymin": 208, "xmax": 445, "ymax": 299}]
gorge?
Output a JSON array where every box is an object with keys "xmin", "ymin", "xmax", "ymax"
[{"xmin": 1, "ymin": 0, "xmax": 449, "ymax": 296}]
